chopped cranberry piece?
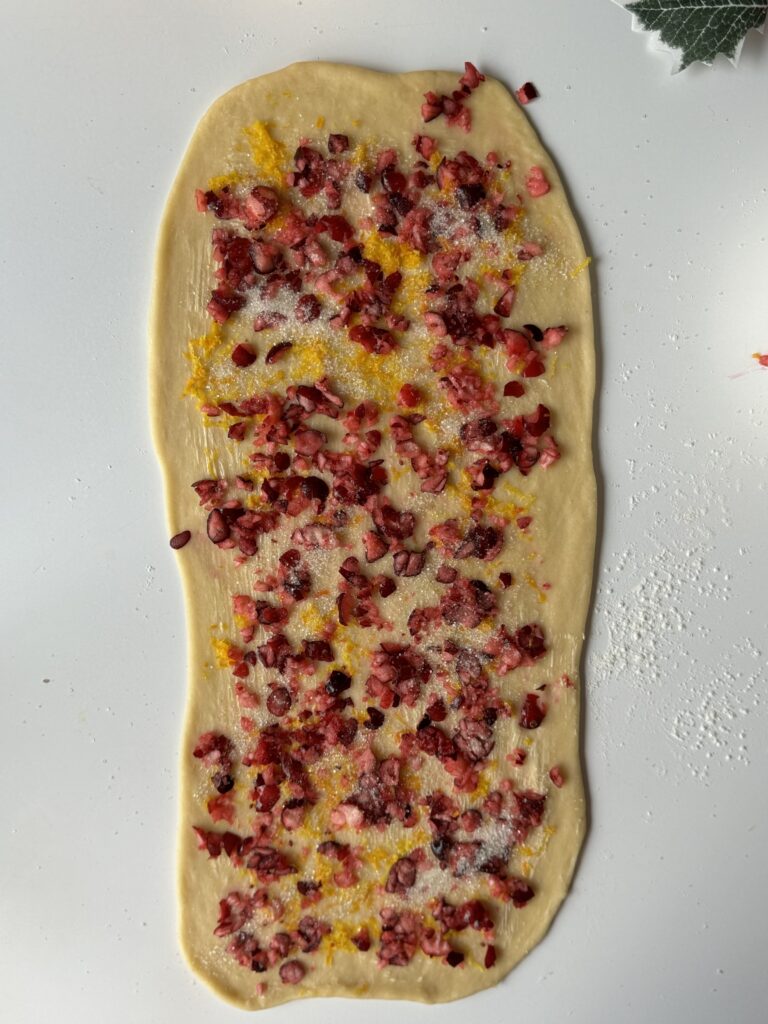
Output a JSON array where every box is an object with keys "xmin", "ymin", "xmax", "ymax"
[
  {"xmin": 213, "ymin": 771, "xmax": 234, "ymax": 794},
  {"xmin": 377, "ymin": 576, "xmax": 396, "ymax": 598},
  {"xmin": 279, "ymin": 960, "xmax": 305, "ymax": 985},
  {"xmin": 300, "ymin": 476, "xmax": 330, "ymax": 503},
  {"xmin": 456, "ymin": 183, "xmax": 486, "ymax": 209},
  {"xmin": 396, "ymin": 383, "xmax": 421, "ymax": 408},
  {"xmin": 231, "ymin": 343, "xmax": 257, "ymax": 368},
  {"xmin": 498, "ymin": 571, "xmax": 512, "ymax": 588},
  {"xmin": 328, "ymin": 133, "xmax": 349, "ymax": 153},
  {"xmin": 296, "ymin": 294, "xmax": 321, "ymax": 322},
  {"xmin": 325, "ymin": 670, "xmax": 352, "ymax": 697},
  {"xmin": 446, "ymin": 950, "xmax": 465, "ymax": 967},
  {"xmin": 484, "ymin": 945, "xmax": 497, "ymax": 968},
  {"xmin": 385, "ymin": 855, "xmax": 418, "ymax": 894},
  {"xmin": 436, "ymin": 565, "xmax": 458, "ymax": 584},
  {"xmin": 169, "ymin": 530, "xmax": 191, "ymax": 549},
  {"xmin": 364, "ymin": 707, "xmax": 385, "ymax": 730},
  {"xmin": 266, "ymin": 686, "xmax": 292, "ymax": 717},
  {"xmin": 302, "ymin": 639, "xmax": 333, "ymax": 661},
  {"xmin": 525, "ymin": 165, "xmax": 551, "ymax": 198},
  {"xmin": 362, "ymin": 530, "xmax": 388, "ymax": 563},
  {"xmin": 349, "ymin": 324, "xmax": 397, "ymax": 355},
  {"xmin": 354, "ymin": 168, "xmax": 371, "ymax": 192},
  {"xmin": 266, "ymin": 341, "xmax": 293, "ymax": 364},
  {"xmin": 519, "ymin": 693, "xmax": 547, "ymax": 729},
  {"xmin": 243, "ymin": 186, "xmax": 279, "ymax": 229},
  {"xmin": 207, "ymin": 287, "xmax": 246, "ymax": 324},
  {"xmin": 515, "ymin": 82, "xmax": 539, "ymax": 104},
  {"xmin": 351, "ymin": 927, "xmax": 371, "ymax": 951},
  {"xmin": 206, "ymin": 509, "xmax": 229, "ymax": 544},
  {"xmin": 504, "ymin": 380, "xmax": 525, "ymax": 397},
  {"xmin": 549, "ymin": 765, "xmax": 565, "ymax": 788}
]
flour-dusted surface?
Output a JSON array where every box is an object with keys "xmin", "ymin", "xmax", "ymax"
[{"xmin": 2, "ymin": 3, "xmax": 767, "ymax": 1024}]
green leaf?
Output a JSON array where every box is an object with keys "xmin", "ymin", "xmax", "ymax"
[{"xmin": 616, "ymin": 0, "xmax": 767, "ymax": 71}]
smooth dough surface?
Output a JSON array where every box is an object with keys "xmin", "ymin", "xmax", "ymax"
[{"xmin": 150, "ymin": 62, "xmax": 595, "ymax": 1010}]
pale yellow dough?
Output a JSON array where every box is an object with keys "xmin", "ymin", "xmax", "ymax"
[{"xmin": 150, "ymin": 62, "xmax": 595, "ymax": 1010}]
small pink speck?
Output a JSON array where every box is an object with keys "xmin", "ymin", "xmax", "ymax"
[{"xmin": 753, "ymin": 352, "xmax": 768, "ymax": 368}]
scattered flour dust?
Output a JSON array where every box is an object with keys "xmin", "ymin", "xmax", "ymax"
[{"xmin": 586, "ymin": 450, "xmax": 764, "ymax": 785}]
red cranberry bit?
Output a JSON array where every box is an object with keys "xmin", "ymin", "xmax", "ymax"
[
  {"xmin": 385, "ymin": 855, "xmax": 418, "ymax": 895},
  {"xmin": 519, "ymin": 692, "xmax": 547, "ymax": 729},
  {"xmin": 266, "ymin": 341, "xmax": 293, "ymax": 364},
  {"xmin": 525, "ymin": 166, "xmax": 551, "ymax": 198},
  {"xmin": 325, "ymin": 670, "xmax": 352, "ymax": 697},
  {"xmin": 498, "ymin": 571, "xmax": 512, "ymax": 589},
  {"xmin": 213, "ymin": 771, "xmax": 234, "ymax": 793},
  {"xmin": 396, "ymin": 383, "xmax": 421, "ymax": 408},
  {"xmin": 328, "ymin": 133, "xmax": 349, "ymax": 153},
  {"xmin": 207, "ymin": 287, "xmax": 246, "ymax": 324},
  {"xmin": 253, "ymin": 782, "xmax": 280, "ymax": 812},
  {"xmin": 459, "ymin": 61, "xmax": 485, "ymax": 91},
  {"xmin": 456, "ymin": 183, "xmax": 486, "ymax": 209},
  {"xmin": 504, "ymin": 381, "xmax": 525, "ymax": 398},
  {"xmin": 484, "ymin": 945, "xmax": 497, "ymax": 969},
  {"xmin": 266, "ymin": 685, "xmax": 292, "ymax": 717},
  {"xmin": 515, "ymin": 82, "xmax": 539, "ymax": 105},
  {"xmin": 169, "ymin": 530, "xmax": 191, "ymax": 549},
  {"xmin": 364, "ymin": 706, "xmax": 385, "ymax": 730},
  {"xmin": 354, "ymin": 168, "xmax": 372, "ymax": 192},
  {"xmin": 231, "ymin": 343, "xmax": 257, "ymax": 368},
  {"xmin": 295, "ymin": 293, "xmax": 321, "ymax": 322},
  {"xmin": 243, "ymin": 186, "xmax": 279, "ymax": 229},
  {"xmin": 549, "ymin": 766, "xmax": 565, "ymax": 788},
  {"xmin": 377, "ymin": 575, "xmax": 397, "ymax": 598},
  {"xmin": 351, "ymin": 927, "xmax": 371, "ymax": 952},
  {"xmin": 303, "ymin": 639, "xmax": 333, "ymax": 662},
  {"xmin": 446, "ymin": 950, "xmax": 465, "ymax": 968},
  {"xmin": 206, "ymin": 509, "xmax": 229, "ymax": 544},
  {"xmin": 279, "ymin": 960, "xmax": 305, "ymax": 985}
]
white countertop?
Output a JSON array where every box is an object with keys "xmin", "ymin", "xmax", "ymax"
[{"xmin": 1, "ymin": 2, "xmax": 766, "ymax": 1022}]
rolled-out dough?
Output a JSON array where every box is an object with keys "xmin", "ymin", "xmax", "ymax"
[{"xmin": 150, "ymin": 62, "xmax": 595, "ymax": 1010}]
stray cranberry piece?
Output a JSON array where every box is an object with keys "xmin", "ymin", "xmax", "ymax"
[
  {"xmin": 266, "ymin": 341, "xmax": 293, "ymax": 364},
  {"xmin": 549, "ymin": 765, "xmax": 565, "ymax": 788},
  {"xmin": 231, "ymin": 343, "xmax": 257, "ymax": 368},
  {"xmin": 498, "ymin": 571, "xmax": 512, "ymax": 588},
  {"xmin": 515, "ymin": 82, "xmax": 539, "ymax": 105},
  {"xmin": 169, "ymin": 530, "xmax": 191, "ymax": 549},
  {"xmin": 519, "ymin": 692, "xmax": 547, "ymax": 729},
  {"xmin": 504, "ymin": 381, "xmax": 525, "ymax": 398},
  {"xmin": 484, "ymin": 945, "xmax": 497, "ymax": 968},
  {"xmin": 446, "ymin": 950, "xmax": 465, "ymax": 967},
  {"xmin": 525, "ymin": 166, "xmax": 551, "ymax": 198},
  {"xmin": 328, "ymin": 133, "xmax": 349, "ymax": 153}
]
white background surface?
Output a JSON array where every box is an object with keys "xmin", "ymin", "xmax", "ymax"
[{"xmin": 1, "ymin": 2, "xmax": 766, "ymax": 1022}]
